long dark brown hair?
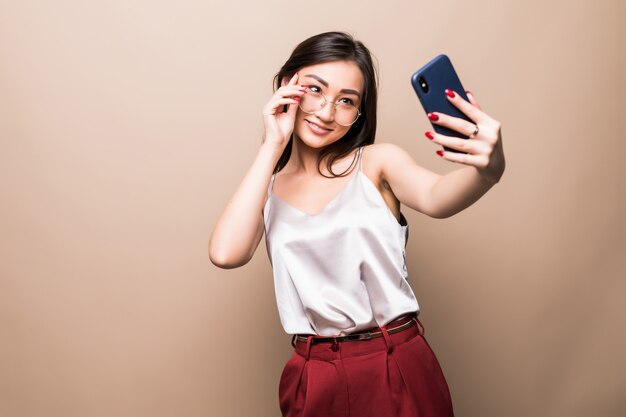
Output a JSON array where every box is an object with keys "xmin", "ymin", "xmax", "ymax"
[{"xmin": 272, "ymin": 31, "xmax": 378, "ymax": 177}]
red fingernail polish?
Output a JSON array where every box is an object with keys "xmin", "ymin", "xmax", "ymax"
[
  {"xmin": 425, "ymin": 131, "xmax": 434, "ymax": 140},
  {"xmin": 293, "ymin": 97, "xmax": 301, "ymax": 102},
  {"xmin": 445, "ymin": 89, "xmax": 455, "ymax": 98},
  {"xmin": 436, "ymin": 150, "xmax": 444, "ymax": 157},
  {"xmin": 427, "ymin": 113, "xmax": 439, "ymax": 121}
]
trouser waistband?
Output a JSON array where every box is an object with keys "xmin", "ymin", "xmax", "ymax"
[{"xmin": 292, "ymin": 313, "xmax": 424, "ymax": 360}]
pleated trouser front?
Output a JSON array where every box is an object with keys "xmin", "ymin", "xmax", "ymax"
[{"xmin": 279, "ymin": 318, "xmax": 454, "ymax": 417}]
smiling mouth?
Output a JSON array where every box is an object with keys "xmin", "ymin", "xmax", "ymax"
[{"xmin": 305, "ymin": 119, "xmax": 334, "ymax": 133}]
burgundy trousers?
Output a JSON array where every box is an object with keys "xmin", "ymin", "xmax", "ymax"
[{"xmin": 279, "ymin": 316, "xmax": 454, "ymax": 417}]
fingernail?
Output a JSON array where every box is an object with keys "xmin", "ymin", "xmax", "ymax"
[
  {"xmin": 293, "ymin": 97, "xmax": 301, "ymax": 102},
  {"xmin": 425, "ymin": 131, "xmax": 434, "ymax": 140},
  {"xmin": 465, "ymin": 90, "xmax": 473, "ymax": 96},
  {"xmin": 427, "ymin": 113, "xmax": 439, "ymax": 121},
  {"xmin": 436, "ymin": 150, "xmax": 444, "ymax": 157},
  {"xmin": 445, "ymin": 89, "xmax": 455, "ymax": 98}
]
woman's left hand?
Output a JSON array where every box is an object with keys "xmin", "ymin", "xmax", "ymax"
[{"xmin": 425, "ymin": 89, "xmax": 505, "ymax": 184}]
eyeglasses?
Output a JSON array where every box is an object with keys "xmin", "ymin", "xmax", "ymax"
[{"xmin": 298, "ymin": 86, "xmax": 361, "ymax": 126}]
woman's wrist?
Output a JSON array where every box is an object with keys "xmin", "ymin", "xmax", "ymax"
[
  {"xmin": 259, "ymin": 141, "xmax": 286, "ymax": 162},
  {"xmin": 477, "ymin": 166, "xmax": 504, "ymax": 185}
]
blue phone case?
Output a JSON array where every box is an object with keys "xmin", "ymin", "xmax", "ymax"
[{"xmin": 411, "ymin": 54, "xmax": 471, "ymax": 153}]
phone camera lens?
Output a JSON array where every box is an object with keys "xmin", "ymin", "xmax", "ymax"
[{"xmin": 418, "ymin": 76, "xmax": 429, "ymax": 93}]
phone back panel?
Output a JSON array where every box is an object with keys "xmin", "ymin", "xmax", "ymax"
[{"xmin": 411, "ymin": 54, "xmax": 472, "ymax": 145}]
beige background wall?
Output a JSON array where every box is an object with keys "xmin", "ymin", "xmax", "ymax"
[{"xmin": 1, "ymin": 1, "xmax": 624, "ymax": 416}]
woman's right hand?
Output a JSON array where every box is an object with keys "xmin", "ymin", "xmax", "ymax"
[{"xmin": 262, "ymin": 72, "xmax": 307, "ymax": 149}]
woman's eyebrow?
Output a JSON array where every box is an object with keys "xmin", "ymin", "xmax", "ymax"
[{"xmin": 303, "ymin": 74, "xmax": 361, "ymax": 98}]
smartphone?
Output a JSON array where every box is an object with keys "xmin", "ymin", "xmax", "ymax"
[{"xmin": 411, "ymin": 54, "xmax": 472, "ymax": 153}]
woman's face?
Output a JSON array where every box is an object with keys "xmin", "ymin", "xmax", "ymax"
[{"xmin": 292, "ymin": 60, "xmax": 364, "ymax": 149}]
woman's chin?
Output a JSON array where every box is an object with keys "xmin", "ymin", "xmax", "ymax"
[{"xmin": 295, "ymin": 135, "xmax": 332, "ymax": 150}]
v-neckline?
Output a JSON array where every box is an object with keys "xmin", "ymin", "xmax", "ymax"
[{"xmin": 270, "ymin": 169, "xmax": 361, "ymax": 217}]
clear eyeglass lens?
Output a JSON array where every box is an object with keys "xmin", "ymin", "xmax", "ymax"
[{"xmin": 298, "ymin": 91, "xmax": 360, "ymax": 126}]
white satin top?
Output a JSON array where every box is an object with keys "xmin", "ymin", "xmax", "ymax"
[{"xmin": 263, "ymin": 145, "xmax": 420, "ymax": 337}]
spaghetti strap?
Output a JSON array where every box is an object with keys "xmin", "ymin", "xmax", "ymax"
[{"xmin": 357, "ymin": 146, "xmax": 364, "ymax": 172}]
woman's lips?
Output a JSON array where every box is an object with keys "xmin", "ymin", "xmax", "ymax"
[{"xmin": 305, "ymin": 119, "xmax": 333, "ymax": 135}]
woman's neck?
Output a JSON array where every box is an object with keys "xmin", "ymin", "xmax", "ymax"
[{"xmin": 286, "ymin": 137, "xmax": 324, "ymax": 177}]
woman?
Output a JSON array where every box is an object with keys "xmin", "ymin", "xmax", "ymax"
[{"xmin": 209, "ymin": 31, "xmax": 504, "ymax": 417}]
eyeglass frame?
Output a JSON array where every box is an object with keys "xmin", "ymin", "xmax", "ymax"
[{"xmin": 298, "ymin": 86, "xmax": 362, "ymax": 126}]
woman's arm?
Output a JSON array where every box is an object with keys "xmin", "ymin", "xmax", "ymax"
[
  {"xmin": 208, "ymin": 73, "xmax": 305, "ymax": 269},
  {"xmin": 208, "ymin": 144, "xmax": 283, "ymax": 269},
  {"xmin": 380, "ymin": 90, "xmax": 505, "ymax": 219}
]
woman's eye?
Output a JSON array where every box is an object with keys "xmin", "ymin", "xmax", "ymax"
[
  {"xmin": 307, "ymin": 85, "xmax": 321, "ymax": 93},
  {"xmin": 339, "ymin": 98, "xmax": 354, "ymax": 106}
]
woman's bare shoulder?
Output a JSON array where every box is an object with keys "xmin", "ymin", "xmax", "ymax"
[
  {"xmin": 362, "ymin": 142, "xmax": 414, "ymax": 168},
  {"xmin": 363, "ymin": 141, "xmax": 409, "ymax": 153}
]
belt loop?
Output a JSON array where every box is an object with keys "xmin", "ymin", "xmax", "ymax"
[
  {"xmin": 305, "ymin": 336, "xmax": 313, "ymax": 361},
  {"xmin": 416, "ymin": 318, "xmax": 425, "ymax": 336},
  {"xmin": 380, "ymin": 325, "xmax": 393, "ymax": 353}
]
